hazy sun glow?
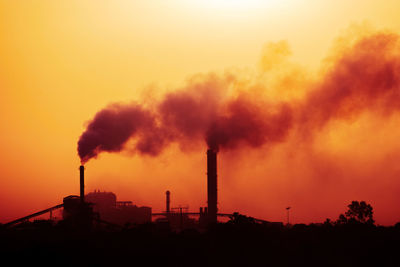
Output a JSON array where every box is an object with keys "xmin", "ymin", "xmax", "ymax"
[
  {"xmin": 193, "ymin": 0, "xmax": 294, "ymax": 10},
  {"xmin": 207, "ymin": 0, "xmax": 266, "ymax": 9}
]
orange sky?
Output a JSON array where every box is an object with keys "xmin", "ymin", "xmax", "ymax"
[{"xmin": 1, "ymin": 0, "xmax": 400, "ymax": 225}]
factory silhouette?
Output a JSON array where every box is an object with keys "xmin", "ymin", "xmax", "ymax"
[
  {"xmin": 2, "ymin": 136, "xmax": 400, "ymax": 267},
  {"xmin": 2, "ymin": 149, "xmax": 400, "ymax": 267},
  {"xmin": 4, "ymin": 149, "xmax": 275, "ymax": 230}
]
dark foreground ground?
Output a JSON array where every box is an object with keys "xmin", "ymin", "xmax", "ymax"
[{"xmin": 1, "ymin": 220, "xmax": 400, "ymax": 267}]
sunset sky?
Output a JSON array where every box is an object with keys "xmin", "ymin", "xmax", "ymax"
[{"xmin": 1, "ymin": 0, "xmax": 400, "ymax": 225}]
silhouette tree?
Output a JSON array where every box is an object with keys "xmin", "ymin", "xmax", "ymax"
[
  {"xmin": 323, "ymin": 218, "xmax": 333, "ymax": 227},
  {"xmin": 336, "ymin": 201, "xmax": 375, "ymax": 225}
]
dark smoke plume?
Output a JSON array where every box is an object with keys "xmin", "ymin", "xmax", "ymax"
[
  {"xmin": 205, "ymin": 99, "xmax": 293, "ymax": 151},
  {"xmin": 77, "ymin": 104, "xmax": 165, "ymax": 164},
  {"xmin": 78, "ymin": 32, "xmax": 400, "ymax": 164}
]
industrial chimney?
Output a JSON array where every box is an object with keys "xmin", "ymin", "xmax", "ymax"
[
  {"xmin": 207, "ymin": 149, "xmax": 218, "ymax": 223},
  {"xmin": 166, "ymin": 190, "xmax": 171, "ymax": 214},
  {"xmin": 80, "ymin": 165, "xmax": 85, "ymax": 203}
]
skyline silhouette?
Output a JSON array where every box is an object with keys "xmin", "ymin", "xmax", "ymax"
[{"xmin": 2, "ymin": 1, "xmax": 400, "ymax": 227}]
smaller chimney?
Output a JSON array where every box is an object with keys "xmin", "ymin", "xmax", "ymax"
[
  {"xmin": 166, "ymin": 190, "xmax": 170, "ymax": 213},
  {"xmin": 80, "ymin": 165, "xmax": 85, "ymax": 203}
]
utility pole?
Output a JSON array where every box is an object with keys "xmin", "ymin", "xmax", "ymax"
[{"xmin": 286, "ymin": 207, "xmax": 291, "ymax": 225}]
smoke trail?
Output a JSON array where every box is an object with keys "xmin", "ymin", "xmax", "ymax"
[
  {"xmin": 77, "ymin": 32, "xmax": 400, "ymax": 164},
  {"xmin": 77, "ymin": 75, "xmax": 294, "ymax": 163},
  {"xmin": 205, "ymin": 99, "xmax": 293, "ymax": 151},
  {"xmin": 301, "ymin": 32, "xmax": 400, "ymax": 129},
  {"xmin": 77, "ymin": 104, "xmax": 162, "ymax": 164}
]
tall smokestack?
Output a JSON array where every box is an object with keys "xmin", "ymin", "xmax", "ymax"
[
  {"xmin": 166, "ymin": 190, "xmax": 170, "ymax": 214},
  {"xmin": 207, "ymin": 149, "xmax": 218, "ymax": 223},
  {"xmin": 80, "ymin": 165, "xmax": 85, "ymax": 203}
]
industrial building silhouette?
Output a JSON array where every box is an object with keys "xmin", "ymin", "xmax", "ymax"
[
  {"xmin": 3, "ymin": 150, "xmax": 400, "ymax": 267},
  {"xmin": 4, "ymin": 148, "xmax": 255, "ymax": 229}
]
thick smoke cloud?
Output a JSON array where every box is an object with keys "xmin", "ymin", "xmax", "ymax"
[
  {"xmin": 78, "ymin": 104, "xmax": 165, "ymax": 163},
  {"xmin": 205, "ymin": 100, "xmax": 293, "ymax": 151},
  {"xmin": 78, "ymin": 32, "xmax": 400, "ymax": 164},
  {"xmin": 301, "ymin": 33, "xmax": 400, "ymax": 129}
]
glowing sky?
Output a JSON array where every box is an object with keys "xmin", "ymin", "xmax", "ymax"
[{"xmin": 1, "ymin": 0, "xmax": 400, "ymax": 225}]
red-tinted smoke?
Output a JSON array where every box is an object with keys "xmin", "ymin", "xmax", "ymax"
[
  {"xmin": 77, "ymin": 104, "xmax": 166, "ymax": 164},
  {"xmin": 300, "ymin": 33, "xmax": 400, "ymax": 129},
  {"xmin": 78, "ymin": 32, "xmax": 400, "ymax": 163},
  {"xmin": 205, "ymin": 99, "xmax": 293, "ymax": 151}
]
